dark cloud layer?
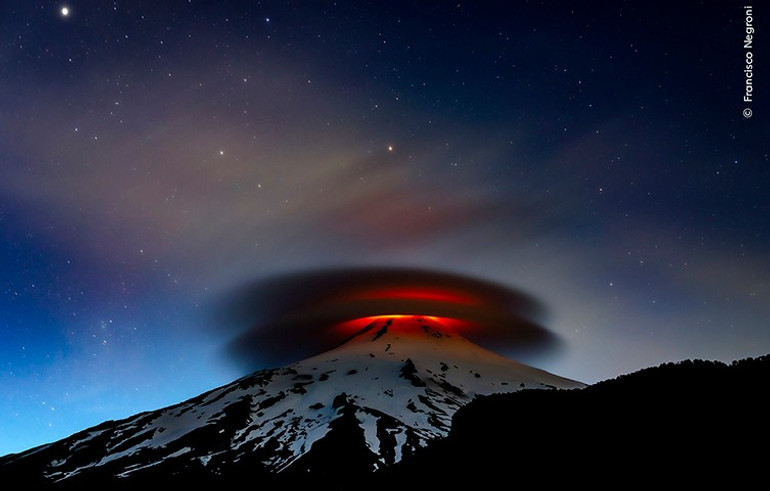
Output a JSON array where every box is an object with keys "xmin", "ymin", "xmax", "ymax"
[{"xmin": 214, "ymin": 267, "xmax": 560, "ymax": 370}]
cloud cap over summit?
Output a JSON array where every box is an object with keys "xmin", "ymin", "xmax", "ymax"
[{"xmin": 214, "ymin": 267, "xmax": 562, "ymax": 370}]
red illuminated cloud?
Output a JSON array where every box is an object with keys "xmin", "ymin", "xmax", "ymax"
[{"xmin": 215, "ymin": 267, "xmax": 560, "ymax": 370}]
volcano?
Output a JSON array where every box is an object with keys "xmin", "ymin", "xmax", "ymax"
[{"xmin": 0, "ymin": 315, "xmax": 584, "ymax": 487}]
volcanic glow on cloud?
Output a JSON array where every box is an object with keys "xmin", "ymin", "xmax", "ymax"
[
  {"xmin": 331, "ymin": 315, "xmax": 470, "ymax": 339},
  {"xmin": 216, "ymin": 267, "xmax": 561, "ymax": 370}
]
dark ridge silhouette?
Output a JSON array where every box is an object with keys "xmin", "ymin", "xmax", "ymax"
[{"xmin": 375, "ymin": 355, "xmax": 770, "ymax": 488}]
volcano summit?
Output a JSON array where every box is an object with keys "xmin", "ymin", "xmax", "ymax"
[{"xmin": 0, "ymin": 315, "xmax": 583, "ymax": 487}]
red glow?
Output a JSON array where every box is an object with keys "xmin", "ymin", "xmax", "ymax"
[
  {"xmin": 333, "ymin": 314, "xmax": 472, "ymax": 337},
  {"xmin": 222, "ymin": 267, "xmax": 554, "ymax": 369},
  {"xmin": 343, "ymin": 287, "xmax": 480, "ymax": 305}
]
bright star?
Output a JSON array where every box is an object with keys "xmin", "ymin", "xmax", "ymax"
[{"xmin": 61, "ymin": 6, "xmax": 70, "ymax": 17}]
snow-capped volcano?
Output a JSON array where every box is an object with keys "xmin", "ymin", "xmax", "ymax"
[{"xmin": 1, "ymin": 315, "xmax": 584, "ymax": 484}]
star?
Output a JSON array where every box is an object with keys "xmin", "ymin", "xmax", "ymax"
[{"xmin": 60, "ymin": 6, "xmax": 70, "ymax": 17}]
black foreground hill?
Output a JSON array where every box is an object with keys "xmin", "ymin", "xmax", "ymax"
[{"xmin": 376, "ymin": 354, "xmax": 770, "ymax": 488}]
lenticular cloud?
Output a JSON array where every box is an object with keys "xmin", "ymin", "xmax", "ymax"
[{"xmin": 214, "ymin": 267, "xmax": 561, "ymax": 370}]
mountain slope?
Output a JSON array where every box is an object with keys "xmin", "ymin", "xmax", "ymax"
[{"xmin": 0, "ymin": 315, "xmax": 583, "ymax": 487}]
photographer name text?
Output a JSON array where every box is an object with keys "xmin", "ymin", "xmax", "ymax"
[{"xmin": 743, "ymin": 6, "xmax": 754, "ymax": 117}]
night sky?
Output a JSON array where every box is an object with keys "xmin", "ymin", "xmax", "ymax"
[{"xmin": 1, "ymin": 1, "xmax": 767, "ymax": 456}]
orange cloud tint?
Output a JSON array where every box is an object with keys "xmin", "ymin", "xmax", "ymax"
[{"xmin": 214, "ymin": 267, "xmax": 560, "ymax": 370}]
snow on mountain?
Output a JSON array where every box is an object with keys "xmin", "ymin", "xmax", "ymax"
[{"xmin": 3, "ymin": 315, "xmax": 584, "ymax": 483}]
